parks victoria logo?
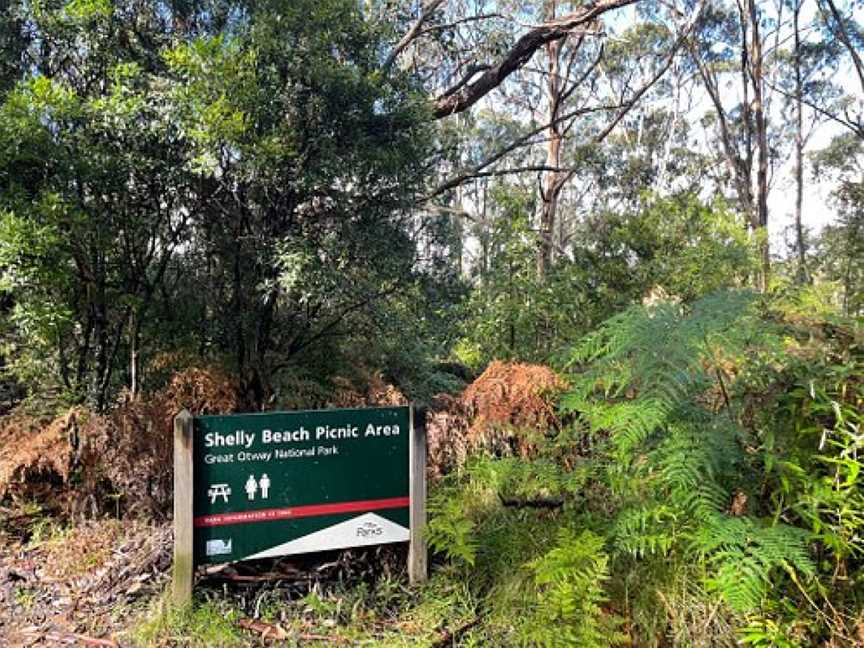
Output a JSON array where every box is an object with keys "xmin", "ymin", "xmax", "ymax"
[
  {"xmin": 356, "ymin": 520, "xmax": 383, "ymax": 538},
  {"xmin": 191, "ymin": 407, "xmax": 411, "ymax": 564}
]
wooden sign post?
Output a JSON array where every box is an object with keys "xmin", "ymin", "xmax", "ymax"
[
  {"xmin": 172, "ymin": 409, "xmax": 194, "ymax": 605},
  {"xmin": 408, "ymin": 404, "xmax": 427, "ymax": 585},
  {"xmin": 172, "ymin": 405, "xmax": 426, "ymax": 605}
]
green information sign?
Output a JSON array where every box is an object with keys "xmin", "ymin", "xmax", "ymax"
[{"xmin": 191, "ymin": 406, "xmax": 411, "ymax": 564}]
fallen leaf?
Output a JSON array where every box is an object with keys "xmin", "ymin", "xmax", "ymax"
[{"xmin": 238, "ymin": 618, "xmax": 289, "ymax": 641}]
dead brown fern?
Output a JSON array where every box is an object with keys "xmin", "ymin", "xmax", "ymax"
[
  {"xmin": 461, "ymin": 361, "xmax": 566, "ymax": 455},
  {"xmin": 329, "ymin": 373, "xmax": 407, "ymax": 408},
  {"xmin": 0, "ymin": 410, "xmax": 72, "ymax": 501},
  {"xmin": 425, "ymin": 394, "xmax": 469, "ymax": 478},
  {"xmin": 0, "ymin": 366, "xmax": 242, "ymax": 518}
]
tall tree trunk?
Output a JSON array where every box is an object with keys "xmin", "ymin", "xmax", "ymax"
[
  {"xmin": 746, "ymin": 0, "xmax": 770, "ymax": 291},
  {"xmin": 537, "ymin": 1, "xmax": 564, "ymax": 277},
  {"xmin": 793, "ymin": 0, "xmax": 809, "ymax": 283},
  {"xmin": 688, "ymin": 43, "xmax": 755, "ymax": 224}
]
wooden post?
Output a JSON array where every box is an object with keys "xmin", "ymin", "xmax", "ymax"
[
  {"xmin": 173, "ymin": 409, "xmax": 194, "ymax": 605},
  {"xmin": 408, "ymin": 404, "xmax": 428, "ymax": 585}
]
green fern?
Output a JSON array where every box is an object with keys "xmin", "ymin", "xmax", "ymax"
[
  {"xmin": 612, "ymin": 503, "xmax": 680, "ymax": 557},
  {"xmin": 522, "ymin": 528, "xmax": 624, "ymax": 648},
  {"xmin": 426, "ymin": 487, "xmax": 478, "ymax": 566},
  {"xmin": 693, "ymin": 516, "xmax": 814, "ymax": 613},
  {"xmin": 562, "ymin": 290, "xmax": 818, "ymax": 628}
]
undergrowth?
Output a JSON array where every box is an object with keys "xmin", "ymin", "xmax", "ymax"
[
  {"xmin": 131, "ymin": 597, "xmax": 245, "ymax": 647},
  {"xmin": 8, "ymin": 287, "xmax": 862, "ymax": 647},
  {"xmin": 423, "ymin": 287, "xmax": 864, "ymax": 646}
]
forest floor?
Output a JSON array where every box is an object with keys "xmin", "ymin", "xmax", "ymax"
[
  {"xmin": 1, "ymin": 511, "xmax": 170, "ymax": 645},
  {"xmin": 0, "ymin": 503, "xmax": 477, "ymax": 647}
]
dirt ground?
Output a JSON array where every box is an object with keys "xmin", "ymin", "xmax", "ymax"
[
  {"xmin": 0, "ymin": 511, "xmax": 171, "ymax": 646},
  {"xmin": 0, "ymin": 509, "xmax": 423, "ymax": 647}
]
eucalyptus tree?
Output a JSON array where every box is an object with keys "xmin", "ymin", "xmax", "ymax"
[
  {"xmin": 388, "ymin": 0, "xmax": 709, "ymax": 277},
  {"xmin": 776, "ymin": 0, "xmax": 841, "ymax": 282},
  {"xmin": 685, "ymin": 0, "xmax": 776, "ymax": 289}
]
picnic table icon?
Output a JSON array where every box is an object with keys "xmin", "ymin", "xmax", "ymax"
[{"xmin": 208, "ymin": 483, "xmax": 231, "ymax": 504}]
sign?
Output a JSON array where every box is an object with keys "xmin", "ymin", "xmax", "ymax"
[{"xmin": 192, "ymin": 406, "xmax": 411, "ymax": 564}]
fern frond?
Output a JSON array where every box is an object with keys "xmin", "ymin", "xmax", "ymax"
[
  {"xmin": 523, "ymin": 528, "xmax": 624, "ymax": 648},
  {"xmin": 693, "ymin": 515, "xmax": 815, "ymax": 613},
  {"xmin": 612, "ymin": 504, "xmax": 679, "ymax": 557}
]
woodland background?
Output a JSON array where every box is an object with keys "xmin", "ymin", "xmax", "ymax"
[{"xmin": 0, "ymin": 0, "xmax": 862, "ymax": 646}]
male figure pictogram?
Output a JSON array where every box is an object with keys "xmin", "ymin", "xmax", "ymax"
[{"xmin": 259, "ymin": 473, "xmax": 270, "ymax": 499}]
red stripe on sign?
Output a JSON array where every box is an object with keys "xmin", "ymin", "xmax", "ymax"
[{"xmin": 194, "ymin": 496, "xmax": 410, "ymax": 528}]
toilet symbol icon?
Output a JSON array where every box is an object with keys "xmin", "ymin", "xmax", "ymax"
[{"xmin": 245, "ymin": 475, "xmax": 258, "ymax": 501}]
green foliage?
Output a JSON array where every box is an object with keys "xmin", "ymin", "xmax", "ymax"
[
  {"xmin": 761, "ymin": 311, "xmax": 864, "ymax": 580},
  {"xmin": 810, "ymin": 134, "xmax": 864, "ymax": 316},
  {"xmin": 694, "ymin": 516, "xmax": 814, "ymax": 613},
  {"xmin": 524, "ymin": 528, "xmax": 624, "ymax": 648},
  {"xmin": 422, "ymin": 279, "xmax": 854, "ymax": 642},
  {"xmin": 455, "ymin": 186, "xmax": 565, "ymax": 367},
  {"xmin": 0, "ymin": 0, "xmax": 449, "ymax": 409},
  {"xmin": 456, "ymin": 191, "xmax": 759, "ymax": 370},
  {"xmin": 579, "ymin": 194, "xmax": 758, "ymax": 303},
  {"xmin": 556, "ymin": 288, "xmax": 862, "ymax": 643},
  {"xmin": 427, "ymin": 487, "xmax": 478, "ymax": 566}
]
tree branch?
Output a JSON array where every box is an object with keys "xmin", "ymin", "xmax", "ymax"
[
  {"xmin": 433, "ymin": 0, "xmax": 639, "ymax": 118},
  {"xmin": 818, "ymin": 0, "xmax": 864, "ymax": 94},
  {"xmin": 425, "ymin": 104, "xmax": 622, "ymax": 199},
  {"xmin": 763, "ymin": 75, "xmax": 864, "ymax": 139},
  {"xmin": 384, "ymin": 0, "xmax": 447, "ymax": 71},
  {"xmin": 592, "ymin": 0, "xmax": 707, "ymax": 143},
  {"xmin": 424, "ymin": 0, "xmax": 703, "ymax": 207}
]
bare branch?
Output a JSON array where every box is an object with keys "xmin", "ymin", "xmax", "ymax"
[
  {"xmin": 425, "ymin": 104, "xmax": 624, "ymax": 199},
  {"xmin": 415, "ymin": 13, "xmax": 504, "ymax": 39},
  {"xmin": 433, "ymin": 0, "xmax": 639, "ymax": 119},
  {"xmin": 763, "ymin": 75, "xmax": 864, "ymax": 138},
  {"xmin": 384, "ymin": 0, "xmax": 448, "ymax": 71}
]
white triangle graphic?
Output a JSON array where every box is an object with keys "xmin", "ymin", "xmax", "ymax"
[{"xmin": 245, "ymin": 512, "xmax": 409, "ymax": 560}]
